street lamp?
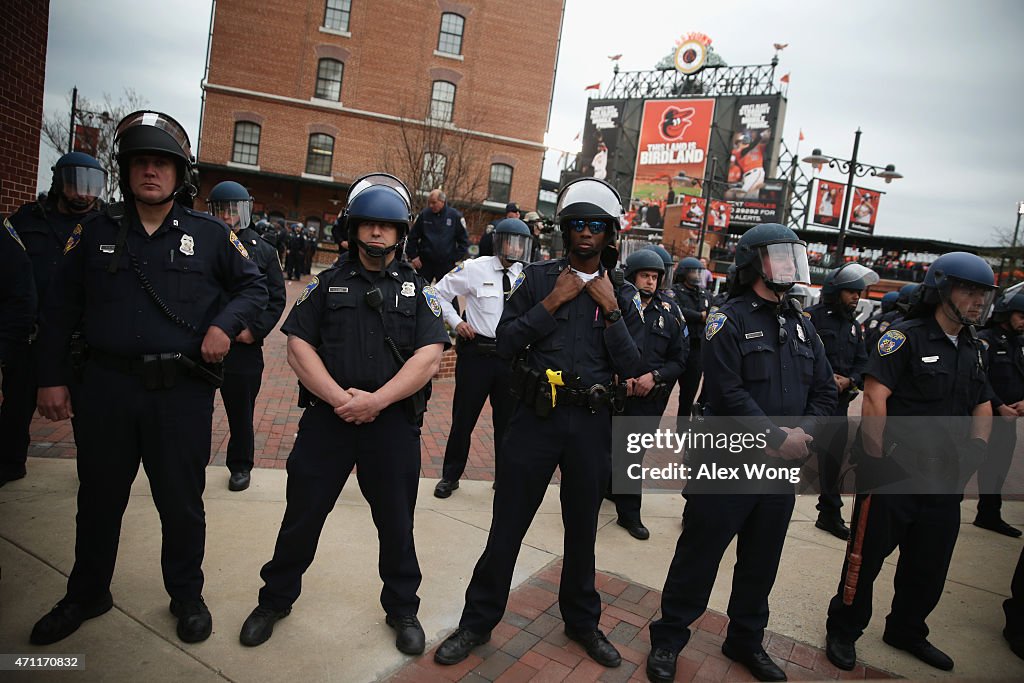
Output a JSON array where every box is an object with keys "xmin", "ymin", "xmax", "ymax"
[
  {"xmin": 68, "ymin": 86, "xmax": 112, "ymax": 154},
  {"xmin": 801, "ymin": 128, "xmax": 903, "ymax": 263}
]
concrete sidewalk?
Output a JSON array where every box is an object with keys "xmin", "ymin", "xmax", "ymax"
[{"xmin": 2, "ymin": 459, "xmax": 1022, "ymax": 681}]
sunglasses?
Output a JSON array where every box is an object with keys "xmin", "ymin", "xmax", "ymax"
[{"xmin": 566, "ymin": 219, "xmax": 609, "ymax": 234}]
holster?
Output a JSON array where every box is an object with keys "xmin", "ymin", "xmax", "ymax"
[
  {"xmin": 297, "ymin": 381, "xmax": 318, "ymax": 408},
  {"xmin": 403, "ymin": 382, "xmax": 431, "ymax": 427}
]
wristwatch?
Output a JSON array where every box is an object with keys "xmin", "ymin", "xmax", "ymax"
[
  {"xmin": 603, "ymin": 308, "xmax": 622, "ymax": 323},
  {"xmin": 650, "ymin": 369, "xmax": 662, "ymax": 383}
]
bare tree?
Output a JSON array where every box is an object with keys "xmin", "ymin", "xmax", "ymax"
[{"xmin": 40, "ymin": 88, "xmax": 148, "ymax": 201}]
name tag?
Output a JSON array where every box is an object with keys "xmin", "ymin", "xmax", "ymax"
[
  {"xmin": 745, "ymin": 331, "xmax": 764, "ymax": 339},
  {"xmin": 996, "ymin": 350, "xmax": 1007, "ymax": 355},
  {"xmin": 99, "ymin": 244, "xmax": 115, "ymax": 253},
  {"xmin": 328, "ymin": 287, "xmax": 348, "ymax": 293},
  {"xmin": 921, "ymin": 355, "xmax": 939, "ymax": 363},
  {"xmin": 482, "ymin": 282, "xmax": 495, "ymax": 286}
]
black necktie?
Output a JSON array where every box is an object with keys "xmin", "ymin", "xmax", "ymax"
[{"xmin": 502, "ymin": 268, "xmax": 512, "ymax": 299}]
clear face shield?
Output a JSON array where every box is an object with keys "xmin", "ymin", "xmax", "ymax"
[
  {"xmin": 496, "ymin": 232, "xmax": 533, "ymax": 264},
  {"xmin": 942, "ymin": 279, "xmax": 997, "ymax": 327},
  {"xmin": 60, "ymin": 166, "xmax": 106, "ymax": 208},
  {"xmin": 832, "ymin": 263, "xmax": 880, "ymax": 291},
  {"xmin": 758, "ymin": 242, "xmax": 811, "ymax": 291},
  {"xmin": 207, "ymin": 198, "xmax": 253, "ymax": 231},
  {"xmin": 683, "ymin": 266, "xmax": 704, "ymax": 287},
  {"xmin": 662, "ymin": 263, "xmax": 676, "ymax": 288}
]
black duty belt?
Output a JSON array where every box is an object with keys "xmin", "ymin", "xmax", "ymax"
[{"xmin": 90, "ymin": 349, "xmax": 223, "ymax": 388}]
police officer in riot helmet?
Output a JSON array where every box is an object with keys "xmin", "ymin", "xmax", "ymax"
[
  {"xmin": 31, "ymin": 110, "xmax": 267, "ymax": 646},
  {"xmin": 825, "ymin": 252, "xmax": 997, "ymax": 673},
  {"xmin": 648, "ymin": 223, "xmax": 836, "ymax": 683},
  {"xmin": 1, "ymin": 152, "xmax": 107, "ymax": 487},
  {"xmin": 671, "ymin": 256, "xmax": 711, "ymax": 418},
  {"xmin": 435, "ymin": 177, "xmax": 643, "ymax": 670},
  {"xmin": 864, "ymin": 290, "xmax": 900, "ymax": 348}
]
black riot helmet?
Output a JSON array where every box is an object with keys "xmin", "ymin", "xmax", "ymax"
[
  {"xmin": 114, "ymin": 110, "xmax": 195, "ymax": 205},
  {"xmin": 821, "ymin": 262, "xmax": 880, "ymax": 307},
  {"xmin": 734, "ymin": 223, "xmax": 810, "ymax": 294},
  {"xmin": 642, "ymin": 244, "xmax": 675, "ymax": 285},
  {"xmin": 206, "ymin": 180, "xmax": 253, "ymax": 231},
  {"xmin": 343, "ymin": 172, "xmax": 413, "ymax": 259},
  {"xmin": 51, "ymin": 152, "xmax": 106, "ymax": 212},
  {"xmin": 990, "ymin": 290, "xmax": 1024, "ymax": 326},
  {"xmin": 493, "ymin": 217, "xmax": 533, "ymax": 264},
  {"xmin": 675, "ymin": 256, "xmax": 704, "ymax": 289},
  {"xmin": 624, "ymin": 248, "xmax": 666, "ymax": 297}
]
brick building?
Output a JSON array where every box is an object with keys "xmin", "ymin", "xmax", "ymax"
[
  {"xmin": 0, "ymin": 1, "xmax": 49, "ymax": 216},
  {"xmin": 196, "ymin": 0, "xmax": 564, "ymax": 242}
]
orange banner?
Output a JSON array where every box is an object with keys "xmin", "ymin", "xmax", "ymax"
[
  {"xmin": 849, "ymin": 187, "xmax": 881, "ymax": 234},
  {"xmin": 813, "ymin": 180, "xmax": 844, "ymax": 227},
  {"xmin": 631, "ymin": 98, "xmax": 715, "ymax": 204}
]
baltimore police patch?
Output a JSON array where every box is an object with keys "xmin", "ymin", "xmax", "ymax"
[
  {"xmin": 448, "ymin": 264, "xmax": 464, "ymax": 275},
  {"xmin": 705, "ymin": 311, "xmax": 727, "ymax": 340},
  {"xmin": 63, "ymin": 224, "xmax": 83, "ymax": 255},
  {"xmin": 877, "ymin": 329, "xmax": 907, "ymax": 356},
  {"xmin": 507, "ymin": 271, "xmax": 526, "ymax": 300},
  {"xmin": 229, "ymin": 230, "xmax": 250, "ymax": 259},
  {"xmin": 632, "ymin": 292, "xmax": 645, "ymax": 323},
  {"xmin": 4, "ymin": 217, "xmax": 25, "ymax": 250},
  {"xmin": 423, "ymin": 285, "xmax": 442, "ymax": 317},
  {"xmin": 296, "ymin": 276, "xmax": 318, "ymax": 306}
]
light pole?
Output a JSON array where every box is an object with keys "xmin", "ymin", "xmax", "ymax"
[
  {"xmin": 1008, "ymin": 201, "xmax": 1024, "ymax": 285},
  {"xmin": 68, "ymin": 85, "xmax": 112, "ymax": 155},
  {"xmin": 802, "ymin": 129, "xmax": 903, "ymax": 264}
]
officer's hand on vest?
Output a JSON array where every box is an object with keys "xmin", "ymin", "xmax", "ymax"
[
  {"xmin": 235, "ymin": 328, "xmax": 256, "ymax": 344},
  {"xmin": 766, "ymin": 427, "xmax": 813, "ymax": 460},
  {"xmin": 584, "ymin": 272, "xmax": 617, "ymax": 314},
  {"xmin": 202, "ymin": 326, "xmax": 232, "ymax": 363},
  {"xmin": 335, "ymin": 388, "xmax": 384, "ymax": 424},
  {"xmin": 543, "ymin": 268, "xmax": 585, "ymax": 313},
  {"xmin": 37, "ymin": 386, "xmax": 73, "ymax": 421},
  {"xmin": 456, "ymin": 322, "xmax": 477, "ymax": 340}
]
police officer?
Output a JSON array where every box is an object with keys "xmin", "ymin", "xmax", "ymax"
[
  {"xmin": 30, "ymin": 110, "xmax": 268, "ymax": 645},
  {"xmin": 303, "ymin": 224, "xmax": 317, "ymax": 274},
  {"xmin": 406, "ymin": 189, "xmax": 469, "ymax": 283},
  {"xmin": 432, "ymin": 218, "xmax": 530, "ymax": 498},
  {"xmin": 866, "ymin": 283, "xmax": 916, "ymax": 349},
  {"xmin": 612, "ymin": 249, "xmax": 688, "ymax": 541},
  {"xmin": 0, "ymin": 152, "xmax": 105, "ymax": 486},
  {"xmin": 435, "ymin": 177, "xmax": 643, "ymax": 669},
  {"xmin": 238, "ymin": 173, "xmax": 448, "ymax": 654},
  {"xmin": 1006, "ymin": 547, "xmax": 1024, "ymax": 660},
  {"xmin": 0, "ymin": 219, "xmax": 37, "ymax": 419},
  {"xmin": 711, "ymin": 264, "xmax": 737, "ymax": 311},
  {"xmin": 478, "ymin": 203, "xmax": 519, "ymax": 257},
  {"xmin": 206, "ymin": 181, "xmax": 287, "ymax": 491},
  {"xmin": 672, "ymin": 256, "xmax": 711, "ymax": 417},
  {"xmin": 974, "ymin": 291, "xmax": 1024, "ymax": 537},
  {"xmin": 285, "ymin": 223, "xmax": 306, "ymax": 280},
  {"xmin": 647, "ymin": 224, "xmax": 837, "ymax": 683},
  {"xmin": 824, "ymin": 252, "xmax": 997, "ymax": 672},
  {"xmin": 805, "ymin": 263, "xmax": 878, "ymax": 540},
  {"xmin": 864, "ymin": 291, "xmax": 899, "ymax": 348}
]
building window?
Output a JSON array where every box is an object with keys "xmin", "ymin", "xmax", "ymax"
[
  {"xmin": 437, "ymin": 13, "xmax": 465, "ymax": 55},
  {"xmin": 324, "ymin": 0, "xmax": 351, "ymax": 32},
  {"xmin": 231, "ymin": 122, "xmax": 261, "ymax": 166},
  {"xmin": 488, "ymin": 164, "xmax": 513, "ymax": 204},
  {"xmin": 315, "ymin": 59, "xmax": 344, "ymax": 101},
  {"xmin": 429, "ymin": 81, "xmax": 455, "ymax": 122},
  {"xmin": 306, "ymin": 134, "xmax": 334, "ymax": 176},
  {"xmin": 421, "ymin": 152, "xmax": 446, "ymax": 192}
]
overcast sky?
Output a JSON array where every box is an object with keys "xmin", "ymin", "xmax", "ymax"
[{"xmin": 39, "ymin": 0, "xmax": 1023, "ymax": 245}]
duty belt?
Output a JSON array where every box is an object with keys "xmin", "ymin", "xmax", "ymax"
[
  {"xmin": 89, "ymin": 349, "xmax": 223, "ymax": 389},
  {"xmin": 457, "ymin": 335, "xmax": 498, "ymax": 355}
]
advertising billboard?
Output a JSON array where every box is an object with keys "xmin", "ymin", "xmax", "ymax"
[
  {"xmin": 813, "ymin": 180, "xmax": 845, "ymax": 227},
  {"xmin": 849, "ymin": 186, "xmax": 881, "ymax": 234},
  {"xmin": 631, "ymin": 98, "xmax": 716, "ymax": 204}
]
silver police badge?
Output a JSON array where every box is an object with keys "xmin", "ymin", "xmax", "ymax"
[
  {"xmin": 796, "ymin": 323, "xmax": 807, "ymax": 342},
  {"xmin": 179, "ymin": 234, "xmax": 195, "ymax": 256},
  {"xmin": 401, "ymin": 282, "xmax": 416, "ymax": 298}
]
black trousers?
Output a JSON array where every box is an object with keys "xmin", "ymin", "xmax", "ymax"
[
  {"xmin": 416, "ymin": 258, "xmax": 455, "ymax": 285},
  {"xmin": 978, "ymin": 417, "xmax": 1017, "ymax": 518},
  {"xmin": 66, "ymin": 363, "xmax": 214, "ymax": 603},
  {"xmin": 816, "ymin": 397, "xmax": 852, "ymax": 517},
  {"xmin": 612, "ymin": 395, "xmax": 670, "ymax": 524},
  {"xmin": 441, "ymin": 343, "xmax": 513, "ymax": 483},
  {"xmin": 459, "ymin": 404, "xmax": 611, "ymax": 634},
  {"xmin": 676, "ymin": 341, "xmax": 702, "ymax": 418},
  {"xmin": 826, "ymin": 493, "xmax": 961, "ymax": 643},
  {"xmin": 285, "ymin": 253, "xmax": 304, "ymax": 280},
  {"xmin": 1006, "ymin": 546, "xmax": 1024, "ymax": 639},
  {"xmin": 220, "ymin": 343, "xmax": 265, "ymax": 474},
  {"xmin": 650, "ymin": 493, "xmax": 795, "ymax": 654},
  {"xmin": 258, "ymin": 402, "xmax": 422, "ymax": 616},
  {"xmin": 0, "ymin": 343, "xmax": 37, "ymax": 475}
]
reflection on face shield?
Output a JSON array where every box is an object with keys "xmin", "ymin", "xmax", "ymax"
[
  {"xmin": 684, "ymin": 267, "xmax": 703, "ymax": 286},
  {"xmin": 60, "ymin": 167, "xmax": 106, "ymax": 204},
  {"xmin": 759, "ymin": 243, "xmax": 810, "ymax": 286},
  {"xmin": 496, "ymin": 233, "xmax": 532, "ymax": 263},
  {"xmin": 945, "ymin": 281, "xmax": 996, "ymax": 326},
  {"xmin": 208, "ymin": 200, "xmax": 252, "ymax": 231}
]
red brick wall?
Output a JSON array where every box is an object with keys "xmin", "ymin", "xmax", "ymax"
[{"xmin": 0, "ymin": 1, "xmax": 49, "ymax": 215}]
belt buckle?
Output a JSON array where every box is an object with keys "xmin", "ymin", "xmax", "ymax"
[{"xmin": 586, "ymin": 384, "xmax": 607, "ymax": 413}]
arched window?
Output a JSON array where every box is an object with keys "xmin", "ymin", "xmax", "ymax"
[
  {"xmin": 488, "ymin": 163, "xmax": 513, "ymax": 204},
  {"xmin": 437, "ymin": 13, "xmax": 465, "ymax": 55},
  {"xmin": 429, "ymin": 81, "xmax": 456, "ymax": 122},
  {"xmin": 324, "ymin": 0, "xmax": 351, "ymax": 32},
  {"xmin": 231, "ymin": 122, "xmax": 260, "ymax": 165},
  {"xmin": 315, "ymin": 58, "xmax": 344, "ymax": 101},
  {"xmin": 305, "ymin": 134, "xmax": 334, "ymax": 176}
]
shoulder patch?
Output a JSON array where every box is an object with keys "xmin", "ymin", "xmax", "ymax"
[
  {"xmin": 63, "ymin": 223, "xmax": 83, "ymax": 254},
  {"xmin": 632, "ymin": 292, "xmax": 645, "ymax": 323},
  {"xmin": 423, "ymin": 285, "xmax": 442, "ymax": 317},
  {"xmin": 705, "ymin": 311, "xmax": 728, "ymax": 340},
  {"xmin": 229, "ymin": 230, "xmax": 250, "ymax": 259},
  {"xmin": 877, "ymin": 329, "xmax": 907, "ymax": 356},
  {"xmin": 4, "ymin": 217, "xmax": 25, "ymax": 250},
  {"xmin": 507, "ymin": 271, "xmax": 526, "ymax": 300},
  {"xmin": 448, "ymin": 263, "xmax": 464, "ymax": 275},
  {"xmin": 296, "ymin": 276, "xmax": 319, "ymax": 305},
  {"xmin": 661, "ymin": 301, "xmax": 672, "ymax": 312},
  {"xmin": 979, "ymin": 338, "xmax": 990, "ymax": 350},
  {"xmin": 801, "ymin": 310, "xmax": 812, "ymax": 319}
]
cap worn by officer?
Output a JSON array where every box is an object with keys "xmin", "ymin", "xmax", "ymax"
[
  {"xmin": 505, "ymin": 203, "xmax": 520, "ymax": 216},
  {"xmin": 206, "ymin": 180, "xmax": 254, "ymax": 232},
  {"xmin": 492, "ymin": 217, "xmax": 532, "ymax": 265}
]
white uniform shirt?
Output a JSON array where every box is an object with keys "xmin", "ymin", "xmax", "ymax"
[{"xmin": 434, "ymin": 255, "xmax": 524, "ymax": 338}]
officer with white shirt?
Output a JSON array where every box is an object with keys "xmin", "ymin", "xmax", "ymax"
[{"xmin": 433, "ymin": 218, "xmax": 532, "ymax": 498}]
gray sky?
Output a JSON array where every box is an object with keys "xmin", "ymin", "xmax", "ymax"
[{"xmin": 39, "ymin": 0, "xmax": 1024, "ymax": 245}]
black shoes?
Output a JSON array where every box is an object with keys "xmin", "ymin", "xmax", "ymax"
[
  {"xmin": 882, "ymin": 633, "xmax": 953, "ymax": 670},
  {"xmin": 565, "ymin": 627, "xmax": 621, "ymax": 667},
  {"xmin": 229, "ymin": 470, "xmax": 251, "ymax": 492},
  {"xmin": 645, "ymin": 647, "xmax": 678, "ymax": 683},
  {"xmin": 435, "ymin": 627, "xmax": 490, "ymax": 664},
  {"xmin": 1005, "ymin": 630, "xmax": 1024, "ymax": 661},
  {"xmin": 30, "ymin": 593, "xmax": 113, "ymax": 645},
  {"xmin": 239, "ymin": 605, "xmax": 291, "ymax": 646},
  {"xmin": 616, "ymin": 517, "xmax": 651, "ymax": 541},
  {"xmin": 825, "ymin": 632, "xmax": 857, "ymax": 671},
  {"xmin": 721, "ymin": 642, "xmax": 787, "ymax": 681},
  {"xmin": 0, "ymin": 466, "xmax": 26, "ymax": 488},
  {"xmin": 169, "ymin": 597, "xmax": 213, "ymax": 643},
  {"xmin": 386, "ymin": 614, "xmax": 426, "ymax": 655},
  {"xmin": 433, "ymin": 479, "xmax": 459, "ymax": 499},
  {"xmin": 815, "ymin": 514, "xmax": 851, "ymax": 541},
  {"xmin": 973, "ymin": 516, "xmax": 1022, "ymax": 538}
]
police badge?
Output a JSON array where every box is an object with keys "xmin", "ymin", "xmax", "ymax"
[
  {"xmin": 423, "ymin": 285, "xmax": 442, "ymax": 317},
  {"xmin": 180, "ymin": 234, "xmax": 195, "ymax": 256}
]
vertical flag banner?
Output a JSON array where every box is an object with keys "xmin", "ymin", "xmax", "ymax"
[
  {"xmin": 813, "ymin": 180, "xmax": 845, "ymax": 228},
  {"xmin": 849, "ymin": 187, "xmax": 881, "ymax": 234}
]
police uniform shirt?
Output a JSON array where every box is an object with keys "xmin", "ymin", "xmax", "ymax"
[
  {"xmin": 639, "ymin": 294, "xmax": 688, "ymax": 383},
  {"xmin": 702, "ymin": 289, "xmax": 838, "ymax": 448},
  {"xmin": 433, "ymin": 256, "xmax": 523, "ymax": 338},
  {"xmin": 281, "ymin": 258, "xmax": 450, "ymax": 392},
  {"xmin": 0, "ymin": 218, "xmax": 36, "ymax": 363},
  {"xmin": 232, "ymin": 224, "xmax": 287, "ymax": 344},
  {"xmin": 496, "ymin": 258, "xmax": 644, "ymax": 386},
  {"xmin": 674, "ymin": 284, "xmax": 711, "ymax": 342},
  {"xmin": 35, "ymin": 202, "xmax": 268, "ymax": 386},
  {"xmin": 7, "ymin": 201, "xmax": 96, "ymax": 303},
  {"xmin": 407, "ymin": 205, "xmax": 469, "ymax": 264},
  {"xmin": 978, "ymin": 326, "xmax": 1024, "ymax": 408},
  {"xmin": 806, "ymin": 302, "xmax": 868, "ymax": 389},
  {"xmin": 656, "ymin": 289, "xmax": 687, "ymax": 328}
]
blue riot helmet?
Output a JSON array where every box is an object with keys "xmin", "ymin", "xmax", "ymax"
[
  {"xmin": 51, "ymin": 152, "xmax": 106, "ymax": 211},
  {"xmin": 920, "ymin": 252, "xmax": 996, "ymax": 326},
  {"xmin": 493, "ymin": 217, "xmax": 533, "ymax": 264},
  {"xmin": 114, "ymin": 110, "xmax": 194, "ymax": 205},
  {"xmin": 879, "ymin": 290, "xmax": 900, "ymax": 314},
  {"xmin": 990, "ymin": 290, "xmax": 1024, "ymax": 328},
  {"xmin": 895, "ymin": 283, "xmax": 919, "ymax": 313},
  {"xmin": 343, "ymin": 173, "xmax": 413, "ymax": 259},
  {"xmin": 642, "ymin": 244, "xmax": 675, "ymax": 285},
  {"xmin": 675, "ymin": 256, "xmax": 704, "ymax": 288},
  {"xmin": 206, "ymin": 180, "xmax": 253, "ymax": 231},
  {"xmin": 734, "ymin": 223, "xmax": 810, "ymax": 294},
  {"xmin": 624, "ymin": 248, "xmax": 666, "ymax": 298}
]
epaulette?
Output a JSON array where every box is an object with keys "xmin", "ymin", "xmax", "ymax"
[{"xmin": 183, "ymin": 206, "xmax": 231, "ymax": 229}]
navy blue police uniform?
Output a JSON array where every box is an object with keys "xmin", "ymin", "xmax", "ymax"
[
  {"xmin": 455, "ymin": 258, "xmax": 644, "ymax": 636},
  {"xmin": 255, "ymin": 255, "xmax": 449, "ymax": 618},
  {"xmin": 805, "ymin": 302, "xmax": 868, "ymax": 525},
  {"xmin": 672, "ymin": 282, "xmax": 711, "ymax": 417},
  {"xmin": 650, "ymin": 289, "xmax": 837, "ymax": 659},
  {"xmin": 0, "ymin": 219, "xmax": 37, "ymax": 400},
  {"xmin": 865, "ymin": 308, "xmax": 903, "ymax": 350},
  {"xmin": 406, "ymin": 204, "xmax": 469, "ymax": 283},
  {"xmin": 34, "ymin": 201, "xmax": 267, "ymax": 608},
  {"xmin": 221, "ymin": 224, "xmax": 287, "ymax": 479},
  {"xmin": 285, "ymin": 229, "xmax": 306, "ymax": 280}
]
